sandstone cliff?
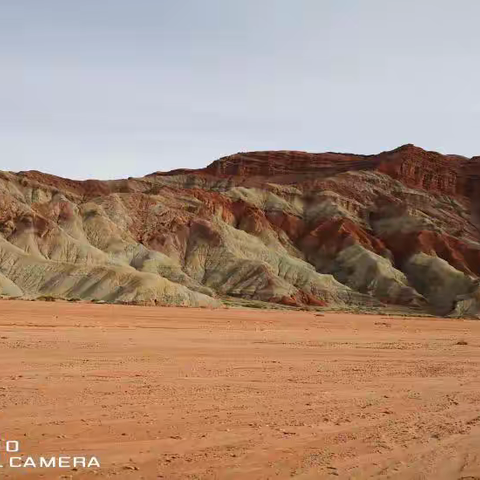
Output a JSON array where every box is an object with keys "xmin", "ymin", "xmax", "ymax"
[{"xmin": 3, "ymin": 144, "xmax": 480, "ymax": 316}]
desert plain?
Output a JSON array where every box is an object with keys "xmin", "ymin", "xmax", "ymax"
[{"xmin": 0, "ymin": 301, "xmax": 479, "ymax": 479}]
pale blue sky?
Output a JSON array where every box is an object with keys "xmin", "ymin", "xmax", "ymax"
[{"xmin": 2, "ymin": 1, "xmax": 480, "ymax": 179}]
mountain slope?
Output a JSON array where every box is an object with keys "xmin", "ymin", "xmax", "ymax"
[{"xmin": 3, "ymin": 144, "xmax": 480, "ymax": 316}]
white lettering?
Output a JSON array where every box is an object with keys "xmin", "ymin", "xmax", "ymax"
[
  {"xmin": 9, "ymin": 457, "xmax": 22, "ymax": 468},
  {"xmin": 7, "ymin": 454, "xmax": 100, "ymax": 469},
  {"xmin": 58, "ymin": 456, "xmax": 71, "ymax": 468},
  {"xmin": 88, "ymin": 457, "xmax": 101, "ymax": 468},
  {"xmin": 23, "ymin": 457, "xmax": 36, "ymax": 468},
  {"xmin": 39, "ymin": 457, "xmax": 56, "ymax": 468},
  {"xmin": 6, "ymin": 441, "xmax": 19, "ymax": 452},
  {"xmin": 73, "ymin": 457, "xmax": 86, "ymax": 468}
]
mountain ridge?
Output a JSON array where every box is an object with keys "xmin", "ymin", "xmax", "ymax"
[{"xmin": 3, "ymin": 144, "xmax": 480, "ymax": 317}]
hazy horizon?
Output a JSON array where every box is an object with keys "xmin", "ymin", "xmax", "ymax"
[{"xmin": 3, "ymin": 1, "xmax": 480, "ymax": 179}]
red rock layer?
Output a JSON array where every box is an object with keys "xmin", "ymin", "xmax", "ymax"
[
  {"xmin": 7, "ymin": 144, "xmax": 480, "ymax": 312},
  {"xmin": 151, "ymin": 144, "xmax": 480, "ymax": 200}
]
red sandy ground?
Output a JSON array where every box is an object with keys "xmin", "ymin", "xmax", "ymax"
[{"xmin": 0, "ymin": 301, "xmax": 480, "ymax": 479}]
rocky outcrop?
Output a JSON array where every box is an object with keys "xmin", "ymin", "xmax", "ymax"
[{"xmin": 2, "ymin": 144, "xmax": 480, "ymax": 315}]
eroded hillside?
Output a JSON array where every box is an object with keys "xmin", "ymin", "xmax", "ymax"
[{"xmin": 2, "ymin": 144, "xmax": 480, "ymax": 316}]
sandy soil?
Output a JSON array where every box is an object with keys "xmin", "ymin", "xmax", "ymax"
[{"xmin": 0, "ymin": 301, "xmax": 480, "ymax": 479}]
